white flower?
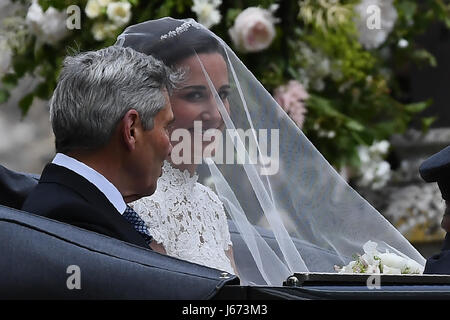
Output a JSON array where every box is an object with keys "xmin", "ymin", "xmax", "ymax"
[
  {"xmin": 356, "ymin": 140, "xmax": 391, "ymax": 190},
  {"xmin": 229, "ymin": 6, "xmax": 278, "ymax": 53},
  {"xmin": 375, "ymin": 161, "xmax": 390, "ymax": 177},
  {"xmin": 379, "ymin": 252, "xmax": 407, "ymax": 270},
  {"xmin": 379, "ymin": 251, "xmax": 424, "ymax": 274},
  {"xmin": 85, "ymin": 0, "xmax": 102, "ymax": 19},
  {"xmin": 369, "ymin": 140, "xmax": 390, "ymax": 154},
  {"xmin": 26, "ymin": 0, "xmax": 69, "ymax": 45},
  {"xmin": 354, "ymin": 0, "xmax": 398, "ymax": 49},
  {"xmin": 358, "ymin": 146, "xmax": 370, "ymax": 163},
  {"xmin": 362, "ymin": 240, "xmax": 378, "ymax": 256},
  {"xmin": 335, "ymin": 241, "xmax": 424, "ymax": 274},
  {"xmin": 316, "ymin": 58, "xmax": 331, "ymax": 77},
  {"xmin": 382, "ymin": 265, "xmax": 402, "ymax": 274},
  {"xmin": 91, "ymin": 22, "xmax": 118, "ymax": 41},
  {"xmin": 42, "ymin": 7, "xmax": 70, "ymax": 43},
  {"xmin": 0, "ymin": 36, "xmax": 12, "ymax": 76},
  {"xmin": 106, "ymin": 1, "xmax": 132, "ymax": 27},
  {"xmin": 398, "ymin": 38, "xmax": 408, "ymax": 48},
  {"xmin": 25, "ymin": 0, "xmax": 43, "ymax": 25},
  {"xmin": 191, "ymin": 0, "xmax": 222, "ymax": 29}
]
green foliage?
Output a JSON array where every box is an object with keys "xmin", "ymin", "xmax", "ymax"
[
  {"xmin": 1, "ymin": 0, "xmax": 448, "ymax": 169},
  {"xmin": 0, "ymin": 88, "xmax": 10, "ymax": 104}
]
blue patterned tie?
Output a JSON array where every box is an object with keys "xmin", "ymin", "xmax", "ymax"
[{"xmin": 123, "ymin": 205, "xmax": 153, "ymax": 246}]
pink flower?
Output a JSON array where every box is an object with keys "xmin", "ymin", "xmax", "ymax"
[
  {"xmin": 274, "ymin": 80, "xmax": 309, "ymax": 129},
  {"xmin": 228, "ymin": 6, "xmax": 278, "ymax": 53}
]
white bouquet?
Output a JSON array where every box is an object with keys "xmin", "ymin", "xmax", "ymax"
[{"xmin": 334, "ymin": 241, "xmax": 424, "ymax": 275}]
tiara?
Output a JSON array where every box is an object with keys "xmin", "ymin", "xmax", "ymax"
[{"xmin": 160, "ymin": 20, "xmax": 202, "ymax": 40}]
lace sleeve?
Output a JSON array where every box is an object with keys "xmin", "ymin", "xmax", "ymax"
[
  {"xmin": 129, "ymin": 196, "xmax": 166, "ymax": 244},
  {"xmin": 202, "ymin": 184, "xmax": 233, "ymax": 251}
]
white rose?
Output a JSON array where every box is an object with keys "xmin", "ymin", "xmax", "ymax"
[
  {"xmin": 85, "ymin": 0, "xmax": 102, "ymax": 19},
  {"xmin": 26, "ymin": 0, "xmax": 45, "ymax": 37},
  {"xmin": 379, "ymin": 252, "xmax": 408, "ymax": 270},
  {"xmin": 91, "ymin": 22, "xmax": 118, "ymax": 41},
  {"xmin": 41, "ymin": 7, "xmax": 69, "ymax": 43},
  {"xmin": 229, "ymin": 6, "xmax": 278, "ymax": 53},
  {"xmin": 107, "ymin": 1, "xmax": 132, "ymax": 27},
  {"xmin": 382, "ymin": 265, "xmax": 402, "ymax": 274},
  {"xmin": 191, "ymin": 0, "xmax": 222, "ymax": 29},
  {"xmin": 26, "ymin": 1, "xmax": 68, "ymax": 45}
]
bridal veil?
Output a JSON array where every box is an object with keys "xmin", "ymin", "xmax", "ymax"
[{"xmin": 116, "ymin": 17, "xmax": 425, "ymax": 285}]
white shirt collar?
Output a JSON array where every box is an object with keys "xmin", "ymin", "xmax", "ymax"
[{"xmin": 52, "ymin": 153, "xmax": 127, "ymax": 214}]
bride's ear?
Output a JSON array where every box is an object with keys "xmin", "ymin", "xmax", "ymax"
[{"xmin": 120, "ymin": 109, "xmax": 141, "ymax": 151}]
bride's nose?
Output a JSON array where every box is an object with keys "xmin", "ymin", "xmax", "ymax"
[{"xmin": 201, "ymin": 98, "xmax": 223, "ymax": 126}]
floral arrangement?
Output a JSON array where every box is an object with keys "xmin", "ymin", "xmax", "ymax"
[
  {"xmin": 334, "ymin": 240, "xmax": 424, "ymax": 274},
  {"xmin": 0, "ymin": 0, "xmax": 449, "ymax": 174},
  {"xmin": 356, "ymin": 140, "xmax": 391, "ymax": 190}
]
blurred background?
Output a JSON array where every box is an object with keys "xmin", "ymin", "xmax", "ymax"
[{"xmin": 0, "ymin": 0, "xmax": 449, "ymax": 258}]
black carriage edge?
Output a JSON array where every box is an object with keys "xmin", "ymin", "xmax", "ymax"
[{"xmin": 3, "ymin": 164, "xmax": 450, "ymax": 300}]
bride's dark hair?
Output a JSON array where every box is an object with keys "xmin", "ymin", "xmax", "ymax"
[{"xmin": 116, "ymin": 17, "xmax": 226, "ymax": 67}]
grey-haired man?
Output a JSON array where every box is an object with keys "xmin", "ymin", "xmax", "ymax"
[{"xmin": 22, "ymin": 46, "xmax": 178, "ymax": 251}]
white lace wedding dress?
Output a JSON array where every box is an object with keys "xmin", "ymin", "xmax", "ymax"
[{"xmin": 130, "ymin": 161, "xmax": 234, "ymax": 274}]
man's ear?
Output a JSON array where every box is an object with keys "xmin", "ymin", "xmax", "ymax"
[{"xmin": 120, "ymin": 109, "xmax": 141, "ymax": 151}]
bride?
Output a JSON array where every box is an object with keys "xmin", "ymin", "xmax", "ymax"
[
  {"xmin": 117, "ymin": 18, "xmax": 237, "ymax": 275},
  {"xmin": 116, "ymin": 17, "xmax": 426, "ymax": 285}
]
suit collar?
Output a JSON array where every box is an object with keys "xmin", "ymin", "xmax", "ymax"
[
  {"xmin": 40, "ymin": 163, "xmax": 122, "ymax": 214},
  {"xmin": 39, "ymin": 163, "xmax": 150, "ymax": 248},
  {"xmin": 51, "ymin": 153, "xmax": 126, "ymax": 214}
]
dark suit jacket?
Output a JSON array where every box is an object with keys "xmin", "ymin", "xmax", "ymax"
[
  {"xmin": 424, "ymin": 233, "xmax": 450, "ymax": 274},
  {"xmin": 0, "ymin": 165, "xmax": 38, "ymax": 209},
  {"xmin": 21, "ymin": 163, "xmax": 149, "ymax": 249}
]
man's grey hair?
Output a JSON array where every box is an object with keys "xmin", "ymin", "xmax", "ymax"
[{"xmin": 50, "ymin": 45, "xmax": 181, "ymax": 154}]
